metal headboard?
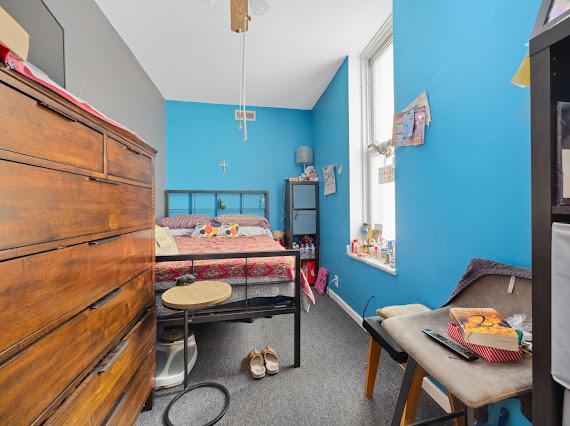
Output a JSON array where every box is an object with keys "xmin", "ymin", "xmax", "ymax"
[{"xmin": 165, "ymin": 190, "xmax": 269, "ymax": 219}]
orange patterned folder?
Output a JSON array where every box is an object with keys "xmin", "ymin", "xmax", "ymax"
[{"xmin": 449, "ymin": 308, "xmax": 519, "ymax": 351}]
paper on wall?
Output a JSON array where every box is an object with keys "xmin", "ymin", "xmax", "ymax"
[
  {"xmin": 402, "ymin": 109, "xmax": 415, "ymax": 140},
  {"xmin": 323, "ymin": 164, "xmax": 336, "ymax": 195},
  {"xmin": 393, "ymin": 106, "xmax": 426, "ymax": 147},
  {"xmin": 411, "ymin": 106, "xmax": 426, "ymax": 146},
  {"xmin": 405, "ymin": 92, "xmax": 431, "ymax": 125},
  {"xmin": 392, "ymin": 111, "xmax": 405, "ymax": 147},
  {"xmin": 563, "ymin": 149, "xmax": 570, "ymax": 198}
]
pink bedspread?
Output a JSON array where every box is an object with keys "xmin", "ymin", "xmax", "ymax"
[{"xmin": 156, "ymin": 235, "xmax": 295, "ymax": 282}]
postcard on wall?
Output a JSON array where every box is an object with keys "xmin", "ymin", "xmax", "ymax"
[
  {"xmin": 393, "ymin": 108, "xmax": 424, "ymax": 147},
  {"xmin": 411, "ymin": 106, "xmax": 426, "ymax": 146},
  {"xmin": 405, "ymin": 92, "xmax": 432, "ymax": 125},
  {"xmin": 402, "ymin": 109, "xmax": 415, "ymax": 140},
  {"xmin": 323, "ymin": 164, "xmax": 336, "ymax": 195},
  {"xmin": 392, "ymin": 112, "xmax": 412, "ymax": 147}
]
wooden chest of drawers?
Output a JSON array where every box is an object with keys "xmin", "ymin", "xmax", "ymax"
[{"xmin": 0, "ymin": 68, "xmax": 157, "ymax": 425}]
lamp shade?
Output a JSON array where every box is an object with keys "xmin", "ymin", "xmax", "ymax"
[{"xmin": 296, "ymin": 146, "xmax": 313, "ymax": 165}]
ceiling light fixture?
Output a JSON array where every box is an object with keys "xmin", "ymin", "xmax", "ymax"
[
  {"xmin": 230, "ymin": 0, "xmax": 269, "ymax": 141},
  {"xmin": 249, "ymin": 0, "xmax": 269, "ymax": 16}
]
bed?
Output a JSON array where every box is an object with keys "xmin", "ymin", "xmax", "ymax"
[{"xmin": 155, "ymin": 190, "xmax": 312, "ymax": 367}]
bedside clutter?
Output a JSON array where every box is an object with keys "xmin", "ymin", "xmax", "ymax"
[{"xmin": 379, "ymin": 259, "xmax": 532, "ymax": 425}]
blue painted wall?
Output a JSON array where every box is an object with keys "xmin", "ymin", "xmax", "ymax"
[
  {"xmin": 166, "ymin": 101, "xmax": 312, "ymax": 228},
  {"xmin": 313, "ymin": 0, "xmax": 539, "ymax": 313}
]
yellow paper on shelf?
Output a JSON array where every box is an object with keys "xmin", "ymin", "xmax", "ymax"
[
  {"xmin": 0, "ymin": 7, "xmax": 30, "ymax": 60},
  {"xmin": 512, "ymin": 53, "xmax": 530, "ymax": 88}
]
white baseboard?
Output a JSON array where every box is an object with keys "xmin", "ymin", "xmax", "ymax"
[
  {"xmin": 326, "ymin": 289, "xmax": 451, "ymax": 413},
  {"xmin": 327, "ymin": 288, "xmax": 365, "ymax": 329}
]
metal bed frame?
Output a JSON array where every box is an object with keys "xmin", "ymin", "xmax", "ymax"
[
  {"xmin": 156, "ymin": 190, "xmax": 301, "ymax": 367},
  {"xmin": 165, "ymin": 189, "xmax": 269, "ymax": 219}
]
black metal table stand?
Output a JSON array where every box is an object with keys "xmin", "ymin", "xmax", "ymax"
[{"xmin": 163, "ymin": 311, "xmax": 231, "ymax": 426}]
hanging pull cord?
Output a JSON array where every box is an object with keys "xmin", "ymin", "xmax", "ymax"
[
  {"xmin": 241, "ymin": 14, "xmax": 248, "ymax": 141},
  {"xmin": 238, "ymin": 26, "xmax": 244, "ymax": 131}
]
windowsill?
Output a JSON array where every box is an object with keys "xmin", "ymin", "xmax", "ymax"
[{"xmin": 346, "ymin": 252, "xmax": 397, "ymax": 275}]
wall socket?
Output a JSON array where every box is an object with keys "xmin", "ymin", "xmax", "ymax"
[{"xmin": 329, "ymin": 275, "xmax": 339, "ymax": 288}]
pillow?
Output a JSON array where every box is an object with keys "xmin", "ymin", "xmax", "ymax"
[
  {"xmin": 170, "ymin": 228, "xmax": 194, "ymax": 237},
  {"xmin": 215, "ymin": 214, "xmax": 270, "ymax": 229},
  {"xmin": 156, "ymin": 214, "xmax": 212, "ymax": 229},
  {"xmin": 238, "ymin": 226, "xmax": 272, "ymax": 237},
  {"xmin": 193, "ymin": 222, "xmax": 239, "ymax": 238},
  {"xmin": 155, "ymin": 226, "xmax": 179, "ymax": 255}
]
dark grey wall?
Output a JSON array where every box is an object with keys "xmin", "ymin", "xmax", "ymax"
[{"xmin": 27, "ymin": 0, "xmax": 166, "ymax": 216}]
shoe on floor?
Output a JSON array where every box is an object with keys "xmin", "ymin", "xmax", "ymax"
[
  {"xmin": 261, "ymin": 346, "xmax": 280, "ymax": 375},
  {"xmin": 247, "ymin": 348, "xmax": 266, "ymax": 379}
]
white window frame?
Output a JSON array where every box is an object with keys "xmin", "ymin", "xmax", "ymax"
[{"xmin": 360, "ymin": 16, "xmax": 394, "ymax": 228}]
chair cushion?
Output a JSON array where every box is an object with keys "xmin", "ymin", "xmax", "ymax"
[
  {"xmin": 363, "ymin": 316, "xmax": 408, "ymax": 364},
  {"xmin": 376, "ymin": 303, "xmax": 431, "ymax": 319},
  {"xmin": 382, "ymin": 308, "xmax": 532, "ymax": 408}
]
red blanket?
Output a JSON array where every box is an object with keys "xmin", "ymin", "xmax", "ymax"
[{"xmin": 156, "ymin": 235, "xmax": 295, "ymax": 282}]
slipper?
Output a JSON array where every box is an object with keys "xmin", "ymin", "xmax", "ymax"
[
  {"xmin": 247, "ymin": 348, "xmax": 266, "ymax": 379},
  {"xmin": 261, "ymin": 346, "xmax": 280, "ymax": 375}
]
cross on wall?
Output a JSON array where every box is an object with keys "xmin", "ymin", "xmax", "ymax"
[{"xmin": 219, "ymin": 160, "xmax": 229, "ymax": 173}]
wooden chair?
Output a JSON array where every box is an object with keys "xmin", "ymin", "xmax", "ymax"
[{"xmin": 364, "ymin": 311, "xmax": 464, "ymax": 426}]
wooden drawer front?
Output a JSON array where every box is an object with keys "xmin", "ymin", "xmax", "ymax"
[
  {"xmin": 0, "ymin": 160, "xmax": 153, "ymax": 251},
  {"xmin": 46, "ymin": 309, "xmax": 156, "ymax": 426},
  {"xmin": 0, "ymin": 82, "xmax": 104, "ymax": 172},
  {"xmin": 107, "ymin": 137, "xmax": 153, "ymax": 185},
  {"xmin": 0, "ymin": 229, "xmax": 152, "ymax": 361},
  {"xmin": 106, "ymin": 351, "xmax": 156, "ymax": 426},
  {"xmin": 0, "ymin": 270, "xmax": 153, "ymax": 425}
]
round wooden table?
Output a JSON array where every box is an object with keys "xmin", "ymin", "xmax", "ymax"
[
  {"xmin": 161, "ymin": 281, "xmax": 232, "ymax": 426},
  {"xmin": 162, "ymin": 280, "xmax": 232, "ymax": 311}
]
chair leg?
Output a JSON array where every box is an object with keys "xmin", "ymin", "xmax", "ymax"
[
  {"xmin": 400, "ymin": 363, "xmax": 427, "ymax": 425},
  {"xmin": 391, "ymin": 358, "xmax": 418, "ymax": 426},
  {"xmin": 364, "ymin": 336, "xmax": 382, "ymax": 397},
  {"xmin": 448, "ymin": 393, "xmax": 465, "ymax": 426},
  {"xmin": 464, "ymin": 407, "xmax": 475, "ymax": 426}
]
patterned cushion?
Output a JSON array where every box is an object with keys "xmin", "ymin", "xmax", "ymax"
[
  {"xmin": 192, "ymin": 222, "xmax": 240, "ymax": 238},
  {"xmin": 215, "ymin": 214, "xmax": 269, "ymax": 229},
  {"xmin": 156, "ymin": 214, "xmax": 212, "ymax": 229}
]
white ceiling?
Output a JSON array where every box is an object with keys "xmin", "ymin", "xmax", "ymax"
[{"xmin": 94, "ymin": 0, "xmax": 391, "ymax": 110}]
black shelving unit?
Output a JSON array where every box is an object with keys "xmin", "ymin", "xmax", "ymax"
[
  {"xmin": 530, "ymin": 2, "xmax": 570, "ymax": 424},
  {"xmin": 284, "ymin": 180, "xmax": 320, "ymax": 275}
]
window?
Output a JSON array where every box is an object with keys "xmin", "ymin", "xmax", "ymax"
[{"xmin": 362, "ymin": 18, "xmax": 395, "ymax": 242}]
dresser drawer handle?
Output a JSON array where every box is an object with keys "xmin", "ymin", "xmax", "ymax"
[
  {"xmin": 97, "ymin": 340, "xmax": 129, "ymax": 374},
  {"xmin": 37, "ymin": 101, "xmax": 77, "ymax": 122},
  {"xmin": 88, "ymin": 176, "xmax": 120, "ymax": 185},
  {"xmin": 89, "ymin": 235, "xmax": 123, "ymax": 245},
  {"xmin": 90, "ymin": 288, "xmax": 121, "ymax": 309}
]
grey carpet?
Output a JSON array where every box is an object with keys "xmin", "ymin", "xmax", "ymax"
[{"xmin": 137, "ymin": 294, "xmax": 451, "ymax": 425}]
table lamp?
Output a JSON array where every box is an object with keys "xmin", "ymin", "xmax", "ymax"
[{"xmin": 296, "ymin": 146, "xmax": 313, "ymax": 172}]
